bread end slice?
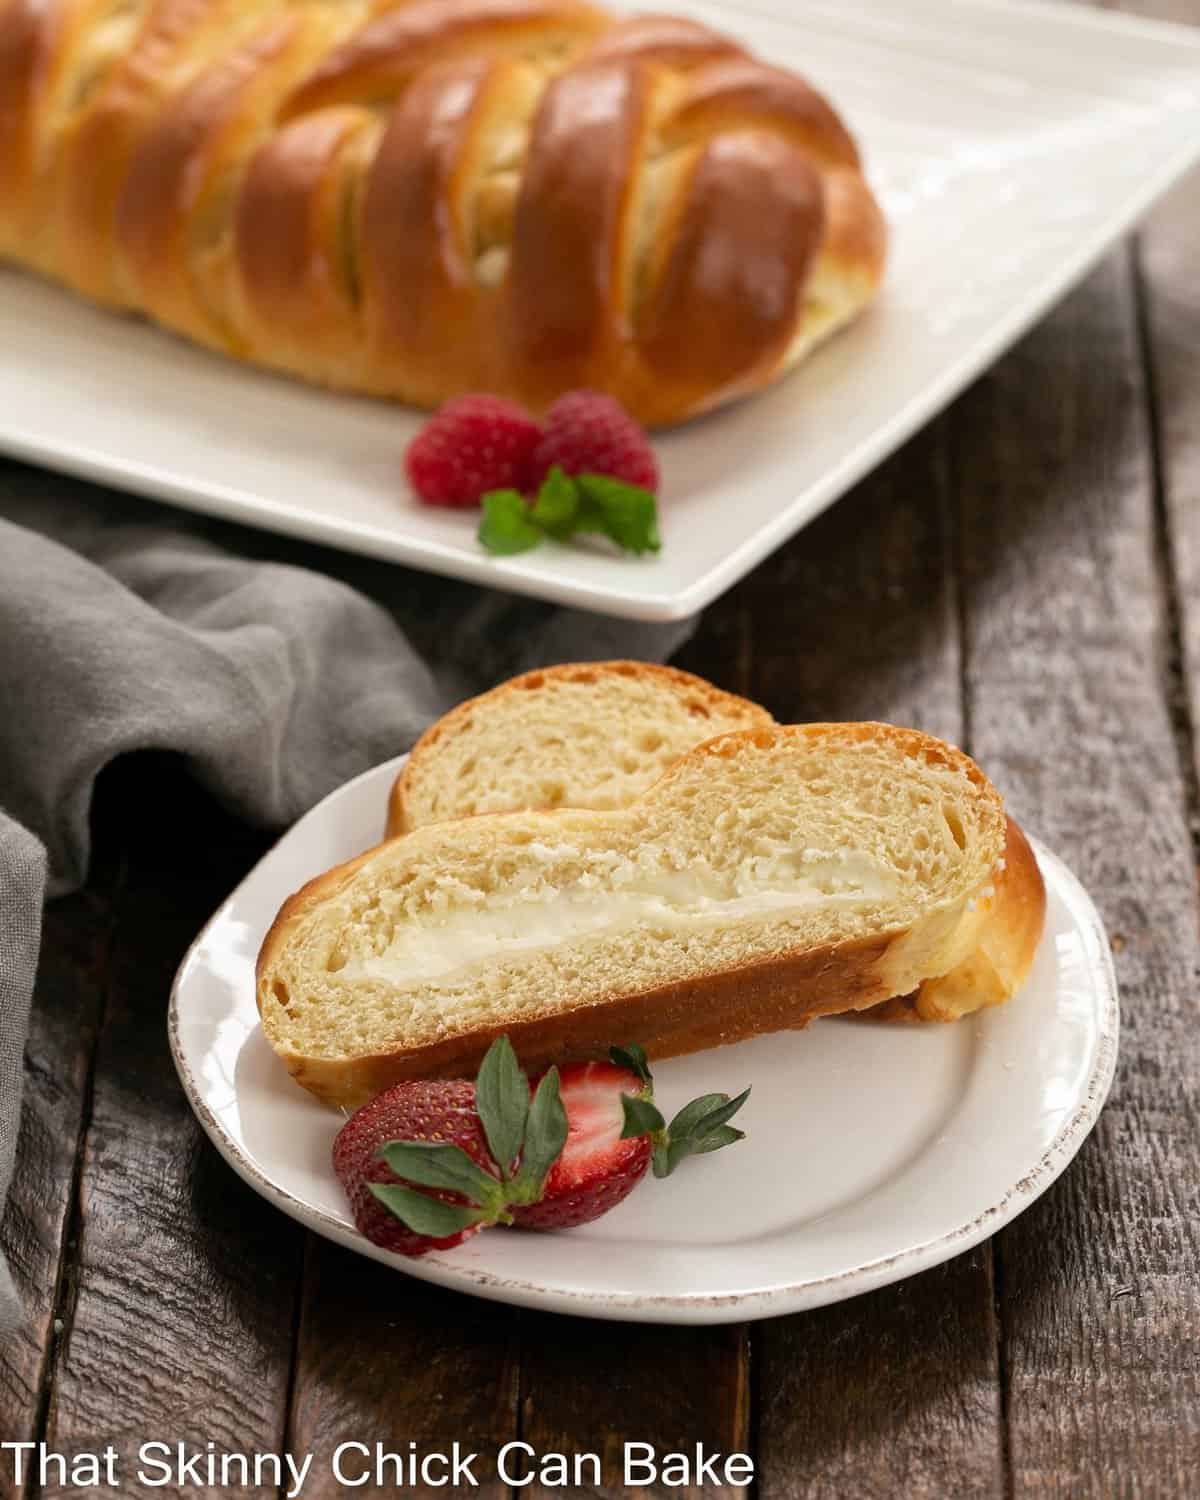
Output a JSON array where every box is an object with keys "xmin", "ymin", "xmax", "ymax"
[{"xmin": 387, "ymin": 660, "xmax": 773, "ymax": 836}]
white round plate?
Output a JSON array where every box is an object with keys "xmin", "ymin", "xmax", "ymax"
[{"xmin": 170, "ymin": 757, "xmax": 1119, "ymax": 1325}]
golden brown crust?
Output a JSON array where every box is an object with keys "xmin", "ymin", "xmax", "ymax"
[
  {"xmin": 583, "ymin": 13, "xmax": 741, "ymax": 70},
  {"xmin": 232, "ymin": 105, "xmax": 372, "ymax": 349},
  {"xmin": 50, "ymin": 0, "xmax": 254, "ymax": 303},
  {"xmin": 0, "ymin": 0, "xmax": 886, "ymax": 426},
  {"xmin": 0, "ymin": 0, "xmax": 44, "ymax": 228},
  {"xmin": 506, "ymin": 56, "xmax": 652, "ymax": 400},
  {"xmin": 360, "ymin": 57, "xmax": 515, "ymax": 400},
  {"xmin": 385, "ymin": 659, "xmax": 774, "ymax": 837},
  {"xmin": 689, "ymin": 719, "xmax": 997, "ymax": 793},
  {"xmin": 637, "ymin": 130, "xmax": 825, "ymax": 402},
  {"xmin": 823, "ymin": 165, "xmax": 888, "ymax": 276},
  {"xmin": 280, "ymin": 0, "xmax": 608, "ymax": 120},
  {"xmin": 0, "ymin": 0, "xmax": 137, "ymax": 262},
  {"xmin": 271, "ymin": 927, "xmax": 911, "ymax": 1110},
  {"xmin": 660, "ymin": 57, "xmax": 860, "ymax": 167},
  {"xmin": 116, "ymin": 16, "xmax": 309, "ymax": 343}
]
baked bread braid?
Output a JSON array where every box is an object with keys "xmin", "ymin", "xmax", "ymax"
[{"xmin": 0, "ymin": 0, "xmax": 886, "ymax": 425}]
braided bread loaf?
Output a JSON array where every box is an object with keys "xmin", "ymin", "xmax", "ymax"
[{"xmin": 0, "ymin": 0, "xmax": 887, "ymax": 426}]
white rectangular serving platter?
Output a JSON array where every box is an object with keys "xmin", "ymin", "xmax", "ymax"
[{"xmin": 2, "ymin": 0, "xmax": 1199, "ymax": 621}]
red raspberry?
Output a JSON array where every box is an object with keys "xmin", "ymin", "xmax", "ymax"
[
  {"xmin": 531, "ymin": 390, "xmax": 659, "ymax": 494},
  {"xmin": 406, "ymin": 395, "xmax": 541, "ymax": 508}
]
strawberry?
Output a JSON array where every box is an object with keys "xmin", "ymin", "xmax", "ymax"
[
  {"xmin": 333, "ymin": 1080, "xmax": 495, "ymax": 1256},
  {"xmin": 332, "ymin": 1039, "xmax": 570, "ymax": 1258},
  {"xmin": 333, "ymin": 1038, "xmax": 749, "ymax": 1257},
  {"xmin": 406, "ymin": 394, "xmax": 541, "ymax": 508},
  {"xmin": 530, "ymin": 390, "xmax": 660, "ymax": 494}
]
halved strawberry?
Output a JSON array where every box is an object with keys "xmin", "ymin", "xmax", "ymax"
[
  {"xmin": 511, "ymin": 1061, "xmax": 653, "ymax": 1230},
  {"xmin": 514, "ymin": 1046, "xmax": 751, "ymax": 1231}
]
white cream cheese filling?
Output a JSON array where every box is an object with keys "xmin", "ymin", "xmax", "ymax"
[{"xmin": 344, "ymin": 849, "xmax": 901, "ymax": 987}]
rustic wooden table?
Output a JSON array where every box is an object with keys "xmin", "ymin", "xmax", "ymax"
[{"xmin": 3, "ymin": 7, "xmax": 1199, "ymax": 1497}]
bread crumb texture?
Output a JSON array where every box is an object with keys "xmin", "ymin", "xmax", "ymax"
[{"xmin": 392, "ymin": 661, "xmax": 772, "ymax": 831}]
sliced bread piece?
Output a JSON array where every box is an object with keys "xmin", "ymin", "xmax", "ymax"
[
  {"xmin": 386, "ymin": 661, "xmax": 773, "ymax": 836},
  {"xmin": 260, "ymin": 723, "xmax": 1042, "ymax": 1108},
  {"xmin": 388, "ymin": 663, "xmax": 1043, "ymax": 1028}
]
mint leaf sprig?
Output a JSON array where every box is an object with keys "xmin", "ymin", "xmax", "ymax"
[{"xmin": 478, "ymin": 466, "xmax": 661, "ymax": 558}]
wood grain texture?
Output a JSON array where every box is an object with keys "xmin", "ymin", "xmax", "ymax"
[
  {"xmin": 736, "ymin": 415, "xmax": 962, "ymax": 744},
  {"xmin": 517, "ymin": 1317, "xmax": 749, "ymax": 1499},
  {"xmin": 956, "ymin": 249, "xmax": 1200, "ymax": 1496},
  {"xmin": 759, "ymin": 1251, "xmax": 1004, "ymax": 1500},
  {"xmin": 0, "ymin": 856, "xmax": 117, "ymax": 1500},
  {"xmin": 1133, "ymin": 0, "xmax": 1200, "ymax": 804},
  {"xmin": 733, "ymin": 426, "xmax": 1006, "ymax": 1500},
  {"xmin": 37, "ymin": 756, "xmax": 302, "ymax": 1498},
  {"xmin": 287, "ymin": 1242, "xmax": 519, "ymax": 1498}
]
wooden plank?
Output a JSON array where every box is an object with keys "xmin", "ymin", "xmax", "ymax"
[
  {"xmin": 673, "ymin": 584, "xmax": 754, "ymax": 702},
  {"xmin": 0, "ymin": 855, "xmax": 118, "ymax": 1500},
  {"xmin": 517, "ymin": 1316, "xmax": 750, "ymax": 1500},
  {"xmin": 1138, "ymin": 70, "xmax": 1200, "ymax": 806},
  {"xmin": 38, "ymin": 756, "xmax": 303, "ymax": 1498},
  {"xmin": 287, "ymin": 1244, "xmax": 520, "ymax": 1499},
  {"xmin": 956, "ymin": 249, "xmax": 1200, "ymax": 1495},
  {"xmin": 742, "ymin": 425, "xmax": 1005, "ymax": 1500},
  {"xmin": 1104, "ymin": 0, "xmax": 1200, "ymax": 792},
  {"xmin": 741, "ymin": 416, "xmax": 962, "ymax": 743},
  {"xmin": 760, "ymin": 1251, "xmax": 1003, "ymax": 1500}
]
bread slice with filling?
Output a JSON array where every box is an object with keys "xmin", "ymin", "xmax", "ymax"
[
  {"xmin": 259, "ymin": 723, "xmax": 1044, "ymax": 1108},
  {"xmin": 387, "ymin": 661, "xmax": 773, "ymax": 836},
  {"xmin": 389, "ymin": 664, "xmax": 1044, "ymax": 1030}
]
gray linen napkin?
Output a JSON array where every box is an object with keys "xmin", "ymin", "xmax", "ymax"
[{"xmin": 0, "ymin": 471, "xmax": 693, "ymax": 1335}]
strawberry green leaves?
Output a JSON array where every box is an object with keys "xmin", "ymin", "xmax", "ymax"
[
  {"xmin": 610, "ymin": 1042, "xmax": 653, "ymax": 1086},
  {"xmin": 620, "ymin": 1094, "xmax": 666, "ymax": 1140},
  {"xmin": 510, "ymin": 1069, "xmax": 569, "ymax": 1204},
  {"xmin": 379, "ymin": 1141, "xmax": 503, "ymax": 1207},
  {"xmin": 652, "ymin": 1089, "xmax": 751, "ymax": 1179},
  {"xmin": 474, "ymin": 1034, "xmax": 528, "ymax": 1174},
  {"xmin": 478, "ymin": 467, "xmax": 661, "ymax": 558},
  {"xmin": 371, "ymin": 1036, "xmax": 569, "ymax": 1236},
  {"xmin": 368, "ymin": 1183, "xmax": 489, "ymax": 1239},
  {"xmin": 366, "ymin": 1036, "xmax": 749, "ymax": 1247},
  {"xmin": 474, "ymin": 1034, "xmax": 569, "ymax": 1203},
  {"xmin": 612, "ymin": 1046, "xmax": 750, "ymax": 1179}
]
